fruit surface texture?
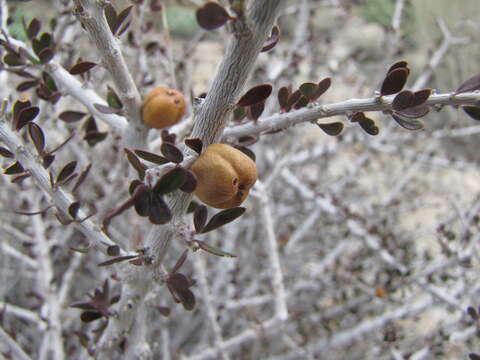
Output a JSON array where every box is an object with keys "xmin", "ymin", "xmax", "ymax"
[
  {"xmin": 142, "ymin": 86, "xmax": 186, "ymax": 129},
  {"xmin": 191, "ymin": 144, "xmax": 257, "ymax": 209}
]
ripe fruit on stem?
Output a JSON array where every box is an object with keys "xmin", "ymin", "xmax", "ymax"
[
  {"xmin": 142, "ymin": 86, "xmax": 186, "ymax": 129},
  {"xmin": 191, "ymin": 144, "xmax": 257, "ymax": 209}
]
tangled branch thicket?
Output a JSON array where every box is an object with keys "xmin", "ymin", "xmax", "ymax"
[{"xmin": 1, "ymin": 0, "xmax": 480, "ymax": 359}]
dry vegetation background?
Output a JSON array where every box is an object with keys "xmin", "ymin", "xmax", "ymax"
[{"xmin": 1, "ymin": 0, "xmax": 480, "ymax": 359}]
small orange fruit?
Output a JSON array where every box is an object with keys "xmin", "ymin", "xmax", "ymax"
[
  {"xmin": 142, "ymin": 86, "xmax": 186, "ymax": 129},
  {"xmin": 191, "ymin": 144, "xmax": 257, "ymax": 209}
]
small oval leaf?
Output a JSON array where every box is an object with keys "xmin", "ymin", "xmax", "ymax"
[
  {"xmin": 124, "ymin": 148, "xmax": 147, "ymax": 179},
  {"xmin": 456, "ymin": 74, "xmax": 480, "ymax": 94},
  {"xmin": 28, "ymin": 122, "xmax": 45, "ymax": 154},
  {"xmin": 161, "ymin": 142, "xmax": 183, "ymax": 164},
  {"xmin": 381, "ymin": 68, "xmax": 408, "ymax": 96},
  {"xmin": 153, "ymin": 167, "xmax": 186, "ymax": 194},
  {"xmin": 277, "ymin": 86, "xmax": 290, "ymax": 111},
  {"xmin": 463, "ymin": 106, "xmax": 480, "ymax": 121},
  {"xmin": 180, "ymin": 169, "xmax": 197, "ymax": 193},
  {"xmin": 261, "ymin": 25, "xmax": 280, "ymax": 52},
  {"xmin": 196, "ymin": 2, "xmax": 231, "ymax": 30},
  {"xmin": 194, "ymin": 205, "xmax": 207, "ymax": 233},
  {"xmin": 59, "ymin": 111, "xmax": 87, "ymax": 123},
  {"xmin": 317, "ymin": 122, "xmax": 344, "ymax": 136},
  {"xmin": 200, "ymin": 207, "xmax": 246, "ymax": 234},
  {"xmin": 185, "ymin": 138, "xmax": 203, "ymax": 154},
  {"xmin": 134, "ymin": 149, "xmax": 169, "ymax": 165},
  {"xmin": 358, "ymin": 117, "xmax": 379, "ymax": 136},
  {"xmin": 57, "ymin": 161, "xmax": 77, "ymax": 184},
  {"xmin": 392, "ymin": 90, "xmax": 414, "ymax": 111},
  {"xmin": 16, "ymin": 106, "xmax": 40, "ymax": 131},
  {"xmin": 69, "ymin": 61, "xmax": 97, "ymax": 75},
  {"xmin": 148, "ymin": 193, "xmax": 172, "ymax": 225},
  {"xmin": 237, "ymin": 84, "xmax": 272, "ymax": 107},
  {"xmin": 391, "ymin": 114, "xmax": 424, "ymax": 131}
]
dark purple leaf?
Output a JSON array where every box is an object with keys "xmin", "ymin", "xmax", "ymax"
[
  {"xmin": 84, "ymin": 132, "xmax": 108, "ymax": 147},
  {"xmin": 179, "ymin": 289, "xmax": 195, "ymax": 311},
  {"xmin": 161, "ymin": 130, "xmax": 177, "ymax": 144},
  {"xmin": 167, "ymin": 273, "xmax": 191, "ymax": 291},
  {"xmin": 462, "ymin": 106, "xmax": 480, "ymax": 121},
  {"xmin": 312, "ymin": 77, "xmax": 332, "ymax": 101},
  {"xmin": 237, "ymin": 84, "xmax": 272, "ymax": 107},
  {"xmin": 185, "ymin": 138, "xmax": 203, "ymax": 154},
  {"xmin": 395, "ymin": 105, "xmax": 430, "ymax": 119},
  {"xmin": 114, "ymin": 6, "xmax": 133, "ymax": 35},
  {"xmin": 392, "ymin": 90, "xmax": 414, "ymax": 111},
  {"xmin": 43, "ymin": 154, "xmax": 55, "ymax": 169},
  {"xmin": 124, "ymin": 148, "xmax": 147, "ymax": 179},
  {"xmin": 469, "ymin": 354, "xmax": 480, "ymax": 360},
  {"xmin": 72, "ymin": 163, "xmax": 92, "ymax": 193},
  {"xmin": 153, "ymin": 167, "xmax": 186, "ymax": 194},
  {"xmin": 104, "ymin": 3, "xmax": 118, "ymax": 34},
  {"xmin": 80, "ymin": 311, "xmax": 102, "ymax": 322},
  {"xmin": 380, "ymin": 68, "xmax": 408, "ymax": 95},
  {"xmin": 199, "ymin": 207, "xmax": 246, "ymax": 234},
  {"xmin": 387, "ymin": 60, "xmax": 408, "ymax": 74},
  {"xmin": 171, "ymin": 250, "xmax": 188, "ymax": 274},
  {"xmin": 412, "ymin": 89, "xmax": 431, "ymax": 106},
  {"xmin": 194, "ymin": 205, "xmax": 207, "ymax": 233},
  {"xmin": 98, "ymin": 255, "xmax": 139, "ymax": 267},
  {"xmin": 0, "ymin": 147, "xmax": 13, "ymax": 158},
  {"xmin": 148, "ymin": 193, "xmax": 172, "ymax": 224},
  {"xmin": 391, "ymin": 113, "xmax": 424, "ymax": 130},
  {"xmin": 28, "ymin": 122, "xmax": 45, "ymax": 154},
  {"xmin": 277, "ymin": 86, "xmax": 290, "ymax": 111},
  {"xmin": 11, "ymin": 173, "xmax": 31, "ymax": 184},
  {"xmin": 261, "ymin": 25, "xmax": 280, "ymax": 52},
  {"xmin": 69, "ymin": 62, "xmax": 97, "ymax": 75},
  {"xmin": 286, "ymin": 89, "xmax": 302, "ymax": 109},
  {"xmin": 16, "ymin": 106, "xmax": 40, "ymax": 131},
  {"xmin": 317, "ymin": 122, "xmax": 344, "ymax": 136},
  {"xmin": 38, "ymin": 48, "xmax": 54, "ymax": 64},
  {"xmin": 59, "ymin": 111, "xmax": 86, "ymax": 123},
  {"xmin": 179, "ymin": 169, "xmax": 197, "ymax": 193},
  {"xmin": 134, "ymin": 189, "xmax": 151, "ymax": 217},
  {"xmin": 196, "ymin": 2, "xmax": 231, "ymax": 30},
  {"xmin": 27, "ymin": 18, "xmax": 41, "ymax": 40},
  {"xmin": 16, "ymin": 80, "xmax": 40, "ymax": 92},
  {"xmin": 247, "ymin": 101, "xmax": 265, "ymax": 121},
  {"xmin": 293, "ymin": 96, "xmax": 309, "ymax": 109},
  {"xmin": 358, "ymin": 116, "xmax": 379, "ymax": 136},
  {"xmin": 456, "ymin": 74, "xmax": 480, "ymax": 94},
  {"xmin": 56, "ymin": 161, "xmax": 77, "ymax": 184},
  {"xmin": 161, "ymin": 142, "xmax": 183, "ymax": 163},
  {"xmin": 68, "ymin": 201, "xmax": 80, "ymax": 218},
  {"xmin": 134, "ymin": 149, "xmax": 169, "ymax": 165},
  {"xmin": 13, "ymin": 99, "xmax": 31, "ymax": 122},
  {"xmin": 107, "ymin": 245, "xmax": 120, "ymax": 257}
]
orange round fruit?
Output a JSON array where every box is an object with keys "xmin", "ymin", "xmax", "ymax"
[
  {"xmin": 191, "ymin": 144, "xmax": 257, "ymax": 209},
  {"xmin": 142, "ymin": 86, "xmax": 186, "ymax": 129}
]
